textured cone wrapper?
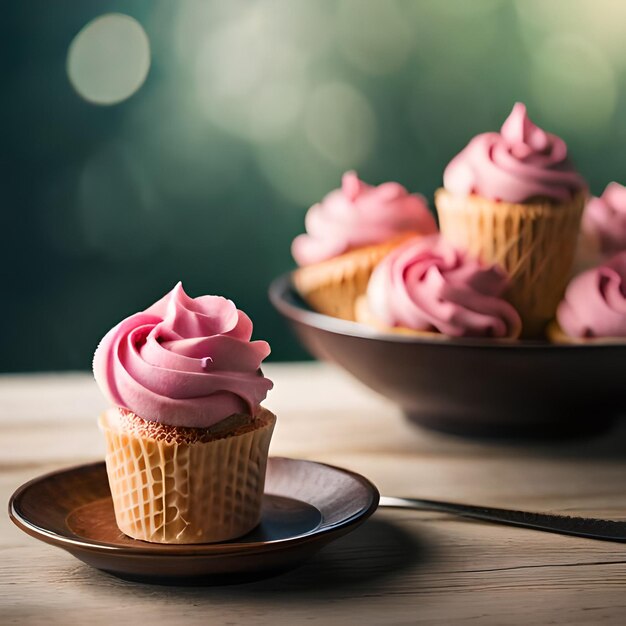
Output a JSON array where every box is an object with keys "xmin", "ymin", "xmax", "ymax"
[
  {"xmin": 292, "ymin": 234, "xmax": 417, "ymax": 321},
  {"xmin": 435, "ymin": 189, "xmax": 586, "ymax": 338},
  {"xmin": 99, "ymin": 408, "xmax": 276, "ymax": 544}
]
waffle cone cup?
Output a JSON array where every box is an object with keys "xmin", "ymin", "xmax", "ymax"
[
  {"xmin": 435, "ymin": 189, "xmax": 586, "ymax": 338},
  {"xmin": 292, "ymin": 234, "xmax": 417, "ymax": 321},
  {"xmin": 99, "ymin": 407, "xmax": 276, "ymax": 544}
]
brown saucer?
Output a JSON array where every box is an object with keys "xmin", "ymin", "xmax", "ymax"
[{"xmin": 9, "ymin": 457, "xmax": 379, "ymax": 585}]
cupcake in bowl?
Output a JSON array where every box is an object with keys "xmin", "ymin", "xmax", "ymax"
[
  {"xmin": 292, "ymin": 171, "xmax": 437, "ymax": 321},
  {"xmin": 93, "ymin": 283, "xmax": 275, "ymax": 544},
  {"xmin": 575, "ymin": 182, "xmax": 626, "ymax": 273},
  {"xmin": 435, "ymin": 103, "xmax": 587, "ymax": 337},
  {"xmin": 548, "ymin": 251, "xmax": 626, "ymax": 344},
  {"xmin": 355, "ymin": 235, "xmax": 521, "ymax": 340}
]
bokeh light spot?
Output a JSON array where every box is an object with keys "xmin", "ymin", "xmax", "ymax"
[
  {"xmin": 337, "ymin": 0, "xmax": 413, "ymax": 75},
  {"xmin": 256, "ymin": 134, "xmax": 341, "ymax": 207},
  {"xmin": 305, "ymin": 83, "xmax": 376, "ymax": 168},
  {"xmin": 67, "ymin": 13, "xmax": 150, "ymax": 105},
  {"xmin": 193, "ymin": 7, "xmax": 306, "ymax": 142},
  {"xmin": 517, "ymin": 0, "xmax": 626, "ymax": 68},
  {"xmin": 529, "ymin": 34, "xmax": 616, "ymax": 138}
]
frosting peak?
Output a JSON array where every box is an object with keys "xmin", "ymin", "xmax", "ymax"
[
  {"xmin": 366, "ymin": 236, "xmax": 522, "ymax": 338},
  {"xmin": 291, "ymin": 171, "xmax": 437, "ymax": 266},
  {"xmin": 342, "ymin": 170, "xmax": 364, "ymax": 201},
  {"xmin": 93, "ymin": 283, "xmax": 273, "ymax": 428},
  {"xmin": 500, "ymin": 102, "xmax": 551, "ymax": 157},
  {"xmin": 557, "ymin": 252, "xmax": 626, "ymax": 339},
  {"xmin": 443, "ymin": 102, "xmax": 585, "ymax": 203}
]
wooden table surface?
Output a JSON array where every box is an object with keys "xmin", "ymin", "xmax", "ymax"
[{"xmin": 3, "ymin": 362, "xmax": 626, "ymax": 625}]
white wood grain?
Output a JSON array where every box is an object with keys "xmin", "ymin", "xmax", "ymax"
[{"xmin": 2, "ymin": 363, "xmax": 626, "ymax": 625}]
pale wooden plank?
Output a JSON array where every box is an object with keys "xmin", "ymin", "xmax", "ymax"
[{"xmin": 2, "ymin": 365, "xmax": 626, "ymax": 625}]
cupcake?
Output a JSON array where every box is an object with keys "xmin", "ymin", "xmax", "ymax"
[
  {"xmin": 548, "ymin": 251, "xmax": 626, "ymax": 343},
  {"xmin": 356, "ymin": 235, "xmax": 521, "ymax": 339},
  {"xmin": 435, "ymin": 102, "xmax": 587, "ymax": 338},
  {"xmin": 93, "ymin": 283, "xmax": 275, "ymax": 544},
  {"xmin": 575, "ymin": 182, "xmax": 626, "ymax": 273},
  {"xmin": 292, "ymin": 171, "xmax": 437, "ymax": 320}
]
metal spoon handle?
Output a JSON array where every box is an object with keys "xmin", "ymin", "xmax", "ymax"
[{"xmin": 380, "ymin": 496, "xmax": 626, "ymax": 543}]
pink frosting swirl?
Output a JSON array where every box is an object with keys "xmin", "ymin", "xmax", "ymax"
[
  {"xmin": 557, "ymin": 252, "xmax": 626, "ymax": 338},
  {"xmin": 366, "ymin": 236, "xmax": 522, "ymax": 338},
  {"xmin": 292, "ymin": 171, "xmax": 437, "ymax": 266},
  {"xmin": 443, "ymin": 103, "xmax": 586, "ymax": 203},
  {"xmin": 93, "ymin": 283, "xmax": 273, "ymax": 428},
  {"xmin": 582, "ymin": 183, "xmax": 626, "ymax": 255}
]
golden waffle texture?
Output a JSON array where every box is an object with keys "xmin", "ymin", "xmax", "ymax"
[
  {"xmin": 292, "ymin": 234, "xmax": 417, "ymax": 321},
  {"xmin": 99, "ymin": 407, "xmax": 276, "ymax": 544},
  {"xmin": 435, "ymin": 189, "xmax": 586, "ymax": 338}
]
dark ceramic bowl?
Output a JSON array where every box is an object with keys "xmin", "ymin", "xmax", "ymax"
[{"xmin": 269, "ymin": 273, "xmax": 626, "ymax": 439}]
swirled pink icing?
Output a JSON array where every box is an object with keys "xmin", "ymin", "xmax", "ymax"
[
  {"xmin": 557, "ymin": 252, "xmax": 626, "ymax": 338},
  {"xmin": 582, "ymin": 183, "xmax": 626, "ymax": 255},
  {"xmin": 366, "ymin": 236, "xmax": 522, "ymax": 338},
  {"xmin": 443, "ymin": 103, "xmax": 586, "ymax": 203},
  {"xmin": 93, "ymin": 283, "xmax": 273, "ymax": 428},
  {"xmin": 292, "ymin": 171, "xmax": 437, "ymax": 266}
]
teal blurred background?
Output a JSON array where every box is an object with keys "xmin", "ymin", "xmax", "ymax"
[{"xmin": 4, "ymin": 0, "xmax": 626, "ymax": 371}]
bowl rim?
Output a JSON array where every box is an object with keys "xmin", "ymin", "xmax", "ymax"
[{"xmin": 269, "ymin": 272, "xmax": 626, "ymax": 352}]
